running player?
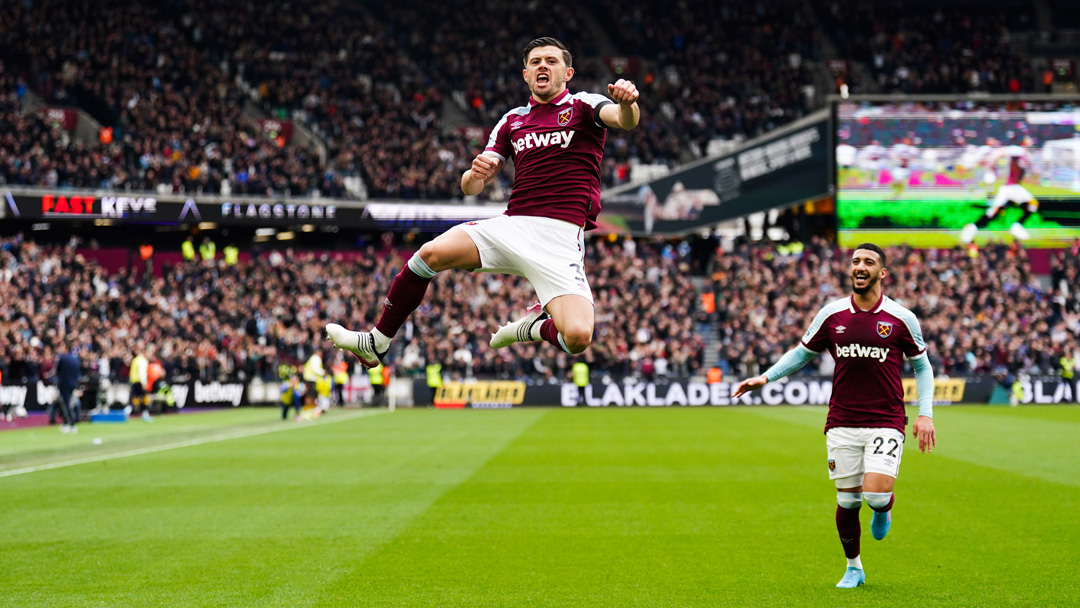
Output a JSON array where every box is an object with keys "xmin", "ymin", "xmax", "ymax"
[
  {"xmin": 887, "ymin": 137, "xmax": 918, "ymax": 198},
  {"xmin": 732, "ymin": 243, "xmax": 937, "ymax": 589},
  {"xmin": 325, "ymin": 37, "xmax": 640, "ymax": 367},
  {"xmin": 961, "ymin": 144, "xmax": 1039, "ymax": 243}
]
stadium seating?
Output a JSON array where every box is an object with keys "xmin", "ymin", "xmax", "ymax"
[
  {"xmin": 3, "ymin": 233, "xmax": 1078, "ymax": 388},
  {"xmin": 814, "ymin": 0, "xmax": 1036, "ymax": 94},
  {"xmin": 1, "ymin": 72, "xmax": 124, "ymax": 189},
  {"xmin": 592, "ymin": 0, "xmax": 819, "ymax": 154},
  {"xmin": 0, "ymin": 234, "xmax": 706, "ymax": 386},
  {"xmin": 2, "ymin": 0, "xmax": 1052, "ymax": 196}
]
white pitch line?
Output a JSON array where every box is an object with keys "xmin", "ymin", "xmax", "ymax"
[{"xmin": 0, "ymin": 409, "xmax": 389, "ymax": 479}]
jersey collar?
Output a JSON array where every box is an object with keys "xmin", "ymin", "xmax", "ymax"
[
  {"xmin": 529, "ymin": 89, "xmax": 572, "ymax": 107},
  {"xmin": 849, "ymin": 293, "xmax": 887, "ymax": 313}
]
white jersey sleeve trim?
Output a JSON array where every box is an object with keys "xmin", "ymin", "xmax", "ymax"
[
  {"xmin": 572, "ymin": 92, "xmax": 614, "ymax": 128},
  {"xmin": 800, "ymin": 297, "xmax": 850, "ymax": 351},
  {"xmin": 572, "ymin": 91, "xmax": 614, "ymax": 108},
  {"xmin": 485, "ymin": 106, "xmax": 531, "ymax": 160},
  {"xmin": 881, "ymin": 298, "xmax": 927, "ymax": 354}
]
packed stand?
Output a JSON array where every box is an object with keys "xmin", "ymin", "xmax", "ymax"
[
  {"xmin": 0, "ymin": 234, "xmax": 707, "ymax": 393},
  {"xmin": 378, "ymin": 1, "xmax": 684, "ymax": 174},
  {"xmin": 185, "ymin": 0, "xmax": 476, "ymax": 199},
  {"xmin": 594, "ymin": 0, "xmax": 819, "ymax": 157},
  {"xmin": 387, "ymin": 236, "xmax": 710, "ymax": 382},
  {"xmin": 707, "ymin": 238, "xmax": 1080, "ymax": 379},
  {"xmin": 815, "ymin": 0, "xmax": 1036, "ymax": 94},
  {"xmin": 188, "ymin": 0, "xmax": 680, "ymax": 193},
  {"xmin": 0, "ymin": 70, "xmax": 122, "ymax": 189},
  {"xmin": 1, "ymin": 0, "xmax": 336, "ymax": 197}
]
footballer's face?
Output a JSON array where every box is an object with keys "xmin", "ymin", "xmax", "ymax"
[
  {"xmin": 850, "ymin": 249, "xmax": 886, "ymax": 295},
  {"xmin": 523, "ymin": 46, "xmax": 573, "ymax": 102}
]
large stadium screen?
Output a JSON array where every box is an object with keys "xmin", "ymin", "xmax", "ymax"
[{"xmin": 835, "ymin": 100, "xmax": 1080, "ymax": 248}]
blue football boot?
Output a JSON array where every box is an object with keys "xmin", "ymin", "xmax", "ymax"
[
  {"xmin": 871, "ymin": 510, "xmax": 891, "ymax": 541},
  {"xmin": 836, "ymin": 567, "xmax": 865, "ymax": 588}
]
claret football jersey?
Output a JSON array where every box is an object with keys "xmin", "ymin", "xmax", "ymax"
[
  {"xmin": 484, "ymin": 89, "xmax": 612, "ymax": 230},
  {"xmin": 801, "ymin": 294, "xmax": 927, "ymax": 434}
]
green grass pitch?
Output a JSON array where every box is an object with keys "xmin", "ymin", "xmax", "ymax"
[{"xmin": 2, "ymin": 405, "xmax": 1077, "ymax": 607}]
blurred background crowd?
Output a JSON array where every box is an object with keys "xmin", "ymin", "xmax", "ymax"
[
  {"xmin": 2, "ymin": 0, "xmax": 1079, "ymax": 395},
  {"xmin": 3, "ymin": 0, "xmax": 1064, "ymax": 197},
  {"xmin": 3, "ymin": 233, "xmax": 1079, "ymax": 389}
]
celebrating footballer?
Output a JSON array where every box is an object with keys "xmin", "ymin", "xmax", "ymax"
[
  {"xmin": 327, "ymin": 37, "xmax": 639, "ymax": 365},
  {"xmin": 732, "ymin": 243, "xmax": 937, "ymax": 588}
]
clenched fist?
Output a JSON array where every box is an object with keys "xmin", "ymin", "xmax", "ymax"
[
  {"xmin": 470, "ymin": 154, "xmax": 500, "ymax": 182},
  {"xmin": 607, "ymin": 79, "xmax": 639, "ymax": 105}
]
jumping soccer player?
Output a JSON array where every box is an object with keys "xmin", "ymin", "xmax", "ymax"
[
  {"xmin": 961, "ymin": 144, "xmax": 1039, "ymax": 243},
  {"xmin": 326, "ymin": 37, "xmax": 640, "ymax": 366},
  {"xmin": 732, "ymin": 243, "xmax": 937, "ymax": 589}
]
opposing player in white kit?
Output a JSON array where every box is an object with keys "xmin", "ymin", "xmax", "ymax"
[
  {"xmin": 887, "ymin": 138, "xmax": 918, "ymax": 198},
  {"xmin": 732, "ymin": 243, "xmax": 937, "ymax": 589},
  {"xmin": 961, "ymin": 144, "xmax": 1039, "ymax": 243},
  {"xmin": 326, "ymin": 37, "xmax": 640, "ymax": 367}
]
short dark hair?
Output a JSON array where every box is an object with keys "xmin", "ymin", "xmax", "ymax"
[
  {"xmin": 523, "ymin": 37, "xmax": 572, "ymax": 68},
  {"xmin": 853, "ymin": 243, "xmax": 887, "ymax": 268}
]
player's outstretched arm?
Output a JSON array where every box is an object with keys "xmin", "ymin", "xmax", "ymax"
[
  {"xmin": 732, "ymin": 345, "xmax": 819, "ymax": 399},
  {"xmin": 461, "ymin": 154, "xmax": 503, "ymax": 196},
  {"xmin": 599, "ymin": 79, "xmax": 640, "ymax": 130}
]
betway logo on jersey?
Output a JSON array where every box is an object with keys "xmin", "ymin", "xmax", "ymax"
[
  {"xmin": 836, "ymin": 344, "xmax": 889, "ymax": 362},
  {"xmin": 512, "ymin": 130, "xmax": 575, "ymax": 153}
]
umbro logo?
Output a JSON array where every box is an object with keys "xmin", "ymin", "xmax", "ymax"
[
  {"xmin": 835, "ymin": 326, "xmax": 846, "ymax": 334},
  {"xmin": 510, "ymin": 121, "xmax": 524, "ymax": 130}
]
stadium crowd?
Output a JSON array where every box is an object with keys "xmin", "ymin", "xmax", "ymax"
[
  {"xmin": 708, "ymin": 238, "xmax": 1080, "ymax": 380},
  {"xmin": 3, "ymin": 231, "xmax": 1079, "ymax": 396},
  {"xmin": 0, "ymin": 71, "xmax": 121, "ymax": 189},
  {"xmin": 0, "ymin": 233, "xmax": 707, "ymax": 390},
  {"xmin": 599, "ymin": 0, "xmax": 819, "ymax": 155},
  {"xmin": 1, "ymin": 0, "xmax": 675, "ymax": 198},
  {"xmin": 816, "ymin": 0, "xmax": 1036, "ymax": 94},
  {"xmin": 2, "ymin": 0, "xmax": 1058, "ymax": 199}
]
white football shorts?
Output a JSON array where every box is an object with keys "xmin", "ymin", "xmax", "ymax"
[
  {"xmin": 455, "ymin": 214, "xmax": 593, "ymax": 307},
  {"xmin": 992, "ymin": 184, "xmax": 1034, "ymax": 208},
  {"xmin": 825, "ymin": 426, "xmax": 906, "ymax": 488}
]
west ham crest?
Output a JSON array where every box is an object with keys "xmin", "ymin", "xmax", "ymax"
[
  {"xmin": 558, "ymin": 107, "xmax": 573, "ymax": 126},
  {"xmin": 877, "ymin": 321, "xmax": 893, "ymax": 338},
  {"xmin": 828, "ymin": 459, "xmax": 836, "ymax": 472}
]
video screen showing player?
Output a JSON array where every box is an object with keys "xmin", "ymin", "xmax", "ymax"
[{"xmin": 835, "ymin": 100, "xmax": 1080, "ymax": 248}]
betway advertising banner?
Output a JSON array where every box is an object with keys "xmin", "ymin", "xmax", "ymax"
[
  {"xmin": 0, "ymin": 380, "xmax": 248, "ymax": 411},
  {"xmin": 412, "ymin": 376, "xmax": 1077, "ymax": 408},
  {"xmin": 600, "ymin": 110, "xmax": 830, "ymax": 235}
]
